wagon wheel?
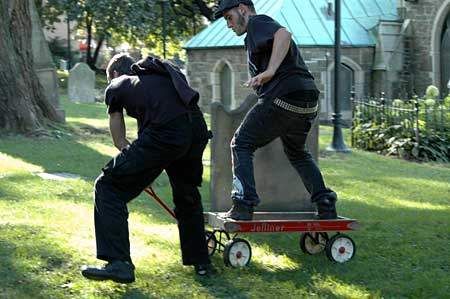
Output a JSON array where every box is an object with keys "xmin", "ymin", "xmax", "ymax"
[
  {"xmin": 299, "ymin": 232, "xmax": 329, "ymax": 255},
  {"xmin": 325, "ymin": 234, "xmax": 356, "ymax": 263},
  {"xmin": 223, "ymin": 238, "xmax": 252, "ymax": 267},
  {"xmin": 205, "ymin": 230, "xmax": 217, "ymax": 256}
]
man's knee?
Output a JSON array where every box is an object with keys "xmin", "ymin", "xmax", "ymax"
[
  {"xmin": 95, "ymin": 172, "xmax": 113, "ymax": 191},
  {"xmin": 174, "ymin": 195, "xmax": 203, "ymax": 218},
  {"xmin": 94, "ymin": 173, "xmax": 116, "ymax": 205},
  {"xmin": 285, "ymin": 148, "xmax": 312, "ymax": 162},
  {"xmin": 231, "ymin": 134, "xmax": 254, "ymax": 153},
  {"xmin": 230, "ymin": 134, "xmax": 238, "ymax": 149}
]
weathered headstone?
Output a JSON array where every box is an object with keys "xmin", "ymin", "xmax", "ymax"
[
  {"xmin": 210, "ymin": 95, "xmax": 319, "ymax": 212},
  {"xmin": 29, "ymin": 0, "xmax": 65, "ymax": 121},
  {"xmin": 68, "ymin": 63, "xmax": 96, "ymax": 103}
]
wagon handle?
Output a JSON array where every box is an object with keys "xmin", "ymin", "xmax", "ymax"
[{"xmin": 144, "ymin": 186, "xmax": 177, "ymax": 219}]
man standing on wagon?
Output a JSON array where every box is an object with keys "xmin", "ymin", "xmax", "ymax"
[{"xmin": 214, "ymin": 0, "xmax": 338, "ymax": 221}]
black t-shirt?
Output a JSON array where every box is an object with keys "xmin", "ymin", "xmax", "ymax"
[
  {"xmin": 104, "ymin": 74, "xmax": 190, "ymax": 134},
  {"xmin": 245, "ymin": 15, "xmax": 317, "ymax": 100}
]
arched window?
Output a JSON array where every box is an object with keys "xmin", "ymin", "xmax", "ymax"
[
  {"xmin": 331, "ymin": 63, "xmax": 354, "ymax": 112},
  {"xmin": 440, "ymin": 13, "xmax": 450, "ymax": 93},
  {"xmin": 220, "ymin": 64, "xmax": 232, "ymax": 108}
]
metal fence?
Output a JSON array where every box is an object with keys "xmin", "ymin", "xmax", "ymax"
[{"xmin": 351, "ymin": 92, "xmax": 450, "ymax": 148}]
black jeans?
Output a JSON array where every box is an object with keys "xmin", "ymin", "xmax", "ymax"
[
  {"xmin": 94, "ymin": 112, "xmax": 211, "ymax": 266},
  {"xmin": 231, "ymin": 90, "xmax": 335, "ymax": 206}
]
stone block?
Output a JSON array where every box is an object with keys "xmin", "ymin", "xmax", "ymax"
[
  {"xmin": 210, "ymin": 95, "xmax": 318, "ymax": 212},
  {"xmin": 68, "ymin": 63, "xmax": 96, "ymax": 103},
  {"xmin": 29, "ymin": 0, "xmax": 64, "ymax": 122}
]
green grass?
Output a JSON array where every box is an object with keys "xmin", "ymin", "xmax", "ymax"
[
  {"xmin": 56, "ymin": 70, "xmax": 108, "ymax": 92},
  {"xmin": 0, "ymin": 96, "xmax": 449, "ymax": 298}
]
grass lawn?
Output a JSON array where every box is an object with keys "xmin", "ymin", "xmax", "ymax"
[{"xmin": 0, "ymin": 88, "xmax": 449, "ymax": 298}]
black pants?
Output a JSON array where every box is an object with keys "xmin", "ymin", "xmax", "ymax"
[
  {"xmin": 231, "ymin": 90, "xmax": 335, "ymax": 206},
  {"xmin": 94, "ymin": 112, "xmax": 211, "ymax": 266}
]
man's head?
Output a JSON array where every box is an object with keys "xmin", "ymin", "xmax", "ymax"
[
  {"xmin": 106, "ymin": 53, "xmax": 136, "ymax": 83},
  {"xmin": 214, "ymin": 0, "xmax": 255, "ymax": 36}
]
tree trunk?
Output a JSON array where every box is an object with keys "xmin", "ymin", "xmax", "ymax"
[
  {"xmin": 92, "ymin": 36, "xmax": 104, "ymax": 70},
  {"xmin": 0, "ymin": 0, "xmax": 59, "ymax": 133},
  {"xmin": 85, "ymin": 14, "xmax": 98, "ymax": 70}
]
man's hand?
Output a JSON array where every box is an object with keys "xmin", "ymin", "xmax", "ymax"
[
  {"xmin": 120, "ymin": 144, "xmax": 130, "ymax": 153},
  {"xmin": 245, "ymin": 69, "xmax": 275, "ymax": 88}
]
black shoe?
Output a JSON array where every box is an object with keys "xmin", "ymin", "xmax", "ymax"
[
  {"xmin": 81, "ymin": 260, "xmax": 135, "ymax": 283},
  {"xmin": 194, "ymin": 263, "xmax": 217, "ymax": 277},
  {"xmin": 316, "ymin": 197, "xmax": 337, "ymax": 219},
  {"xmin": 224, "ymin": 200, "xmax": 254, "ymax": 221}
]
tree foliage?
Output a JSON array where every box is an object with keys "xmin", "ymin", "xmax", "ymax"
[
  {"xmin": 38, "ymin": 0, "xmax": 219, "ymax": 69},
  {"xmin": 39, "ymin": 0, "xmax": 156, "ymax": 69}
]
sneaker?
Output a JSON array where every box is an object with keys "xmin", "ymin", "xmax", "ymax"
[
  {"xmin": 316, "ymin": 197, "xmax": 338, "ymax": 219},
  {"xmin": 81, "ymin": 260, "xmax": 135, "ymax": 283},
  {"xmin": 194, "ymin": 263, "xmax": 217, "ymax": 277},
  {"xmin": 224, "ymin": 200, "xmax": 254, "ymax": 221}
]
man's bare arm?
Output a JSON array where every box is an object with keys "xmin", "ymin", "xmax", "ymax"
[{"xmin": 109, "ymin": 112, "xmax": 130, "ymax": 151}]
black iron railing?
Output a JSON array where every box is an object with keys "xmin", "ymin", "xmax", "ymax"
[{"xmin": 351, "ymin": 92, "xmax": 450, "ymax": 161}]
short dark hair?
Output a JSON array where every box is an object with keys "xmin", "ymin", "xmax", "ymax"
[
  {"xmin": 245, "ymin": 3, "xmax": 255, "ymax": 13},
  {"xmin": 106, "ymin": 53, "xmax": 135, "ymax": 82}
]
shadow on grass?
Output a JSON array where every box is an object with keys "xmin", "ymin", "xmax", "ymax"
[
  {"xmin": 215, "ymin": 199, "xmax": 450, "ymax": 298},
  {"xmin": 0, "ymin": 223, "xmax": 152, "ymax": 299},
  {"xmin": 68, "ymin": 121, "xmax": 110, "ymax": 136},
  {"xmin": 0, "ymin": 173, "xmax": 49, "ymax": 202},
  {"xmin": 0, "ymin": 135, "xmax": 111, "ymax": 179},
  {"xmin": 0, "ymin": 224, "xmax": 76, "ymax": 299},
  {"xmin": 0, "ymin": 241, "xmax": 50, "ymax": 299}
]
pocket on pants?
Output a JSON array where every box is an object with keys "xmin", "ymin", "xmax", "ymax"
[{"xmin": 101, "ymin": 149, "xmax": 139, "ymax": 178}]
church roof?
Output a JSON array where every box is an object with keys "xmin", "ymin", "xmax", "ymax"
[{"xmin": 183, "ymin": 0, "xmax": 399, "ymax": 49}]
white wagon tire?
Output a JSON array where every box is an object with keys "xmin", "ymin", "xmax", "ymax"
[
  {"xmin": 325, "ymin": 234, "xmax": 356, "ymax": 263},
  {"xmin": 223, "ymin": 238, "xmax": 252, "ymax": 267}
]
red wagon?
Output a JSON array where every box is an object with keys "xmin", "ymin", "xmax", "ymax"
[{"xmin": 145, "ymin": 187, "xmax": 359, "ymax": 268}]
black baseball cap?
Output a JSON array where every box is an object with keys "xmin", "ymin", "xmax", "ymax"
[{"xmin": 214, "ymin": 0, "xmax": 254, "ymax": 19}]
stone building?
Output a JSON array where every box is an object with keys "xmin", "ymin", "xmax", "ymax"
[{"xmin": 183, "ymin": 0, "xmax": 450, "ymax": 123}]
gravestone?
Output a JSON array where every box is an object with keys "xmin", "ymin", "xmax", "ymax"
[
  {"xmin": 68, "ymin": 63, "xmax": 96, "ymax": 103},
  {"xmin": 29, "ymin": 0, "xmax": 65, "ymax": 121},
  {"xmin": 210, "ymin": 95, "xmax": 319, "ymax": 212}
]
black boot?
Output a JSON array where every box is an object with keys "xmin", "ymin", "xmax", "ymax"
[
  {"xmin": 316, "ymin": 197, "xmax": 337, "ymax": 219},
  {"xmin": 224, "ymin": 200, "xmax": 254, "ymax": 220},
  {"xmin": 194, "ymin": 263, "xmax": 217, "ymax": 277},
  {"xmin": 81, "ymin": 260, "xmax": 135, "ymax": 283}
]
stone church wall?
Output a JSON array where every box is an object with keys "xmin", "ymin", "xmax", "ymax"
[
  {"xmin": 401, "ymin": 0, "xmax": 449, "ymax": 95},
  {"xmin": 186, "ymin": 46, "xmax": 375, "ymax": 122}
]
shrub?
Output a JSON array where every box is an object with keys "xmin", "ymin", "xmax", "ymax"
[{"xmin": 352, "ymin": 89, "xmax": 450, "ymax": 162}]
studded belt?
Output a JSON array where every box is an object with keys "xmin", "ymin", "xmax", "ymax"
[{"xmin": 273, "ymin": 98, "xmax": 318, "ymax": 114}]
